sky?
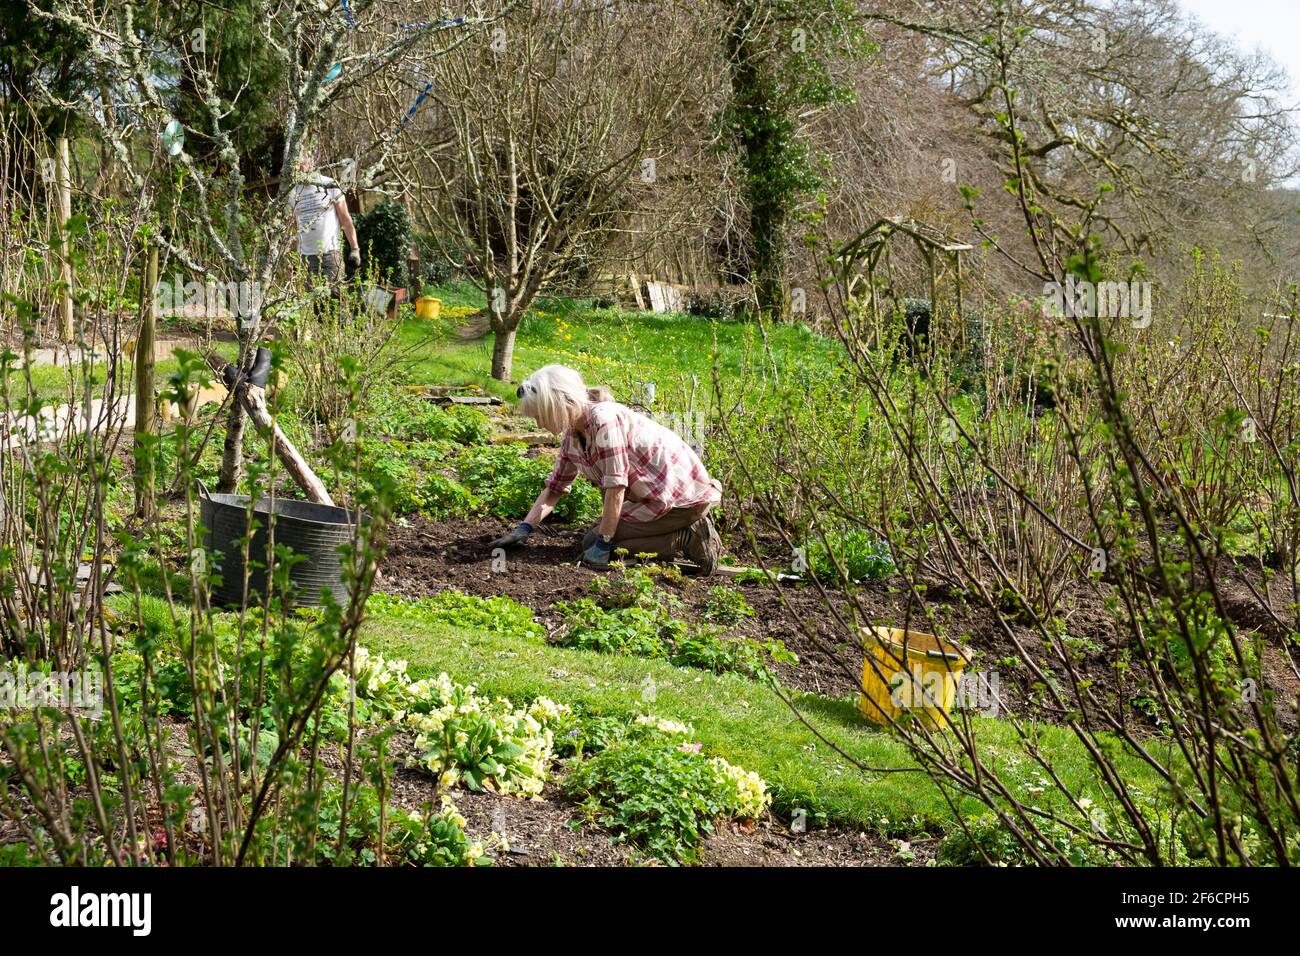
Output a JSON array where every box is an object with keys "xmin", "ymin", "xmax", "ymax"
[{"xmin": 1176, "ymin": 0, "xmax": 1300, "ymax": 108}]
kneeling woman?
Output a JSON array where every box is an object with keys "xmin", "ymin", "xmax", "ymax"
[{"xmin": 491, "ymin": 365, "xmax": 721, "ymax": 573}]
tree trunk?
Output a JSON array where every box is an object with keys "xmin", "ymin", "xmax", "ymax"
[
  {"xmin": 724, "ymin": 2, "xmax": 789, "ymax": 322},
  {"xmin": 133, "ymin": 245, "xmax": 158, "ymax": 518},
  {"xmin": 217, "ymin": 397, "xmax": 247, "ymax": 492},
  {"xmin": 751, "ymin": 216, "xmax": 786, "ymax": 321},
  {"xmin": 491, "ymin": 326, "xmax": 517, "ymax": 381}
]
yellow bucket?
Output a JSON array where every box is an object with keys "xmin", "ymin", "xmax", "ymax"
[
  {"xmin": 859, "ymin": 626, "xmax": 969, "ymax": 730},
  {"xmin": 415, "ymin": 296, "xmax": 442, "ymax": 321}
]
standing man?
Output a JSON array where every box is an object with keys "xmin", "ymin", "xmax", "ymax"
[{"xmin": 288, "ymin": 155, "xmax": 361, "ymax": 283}]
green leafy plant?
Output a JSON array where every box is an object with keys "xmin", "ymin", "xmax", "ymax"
[
  {"xmin": 556, "ymin": 568, "xmax": 794, "ymax": 681},
  {"xmin": 420, "ymin": 473, "xmax": 481, "ymax": 519},
  {"xmin": 808, "ymin": 529, "xmax": 895, "ymax": 583},
  {"xmin": 455, "ymin": 444, "xmax": 601, "ymax": 523},
  {"xmin": 369, "ymin": 391, "xmax": 491, "ymax": 447},
  {"xmin": 354, "ymin": 438, "xmax": 456, "ymax": 515},
  {"xmin": 404, "ymin": 674, "xmax": 568, "ymax": 796},
  {"xmin": 314, "ymin": 783, "xmax": 489, "ymax": 867},
  {"xmin": 701, "ymin": 585, "xmax": 754, "ymax": 625},
  {"xmin": 564, "ymin": 715, "xmax": 770, "ymax": 864},
  {"xmin": 355, "ymin": 200, "xmax": 412, "ymax": 286}
]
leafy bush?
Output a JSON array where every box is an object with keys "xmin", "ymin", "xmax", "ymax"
[
  {"xmin": 558, "ymin": 597, "xmax": 676, "ymax": 659},
  {"xmin": 355, "ymin": 438, "xmax": 461, "ymax": 516},
  {"xmin": 455, "ymin": 444, "xmax": 601, "ymax": 524},
  {"xmin": 368, "ymin": 591, "xmax": 546, "ymax": 643},
  {"xmin": 355, "ymin": 200, "xmax": 412, "ymax": 286},
  {"xmin": 564, "ymin": 715, "xmax": 770, "ymax": 864},
  {"xmin": 808, "ymin": 529, "xmax": 895, "ymax": 584},
  {"xmin": 443, "ymin": 406, "xmax": 493, "ymax": 446},
  {"xmin": 420, "ymin": 473, "xmax": 481, "ymax": 519}
]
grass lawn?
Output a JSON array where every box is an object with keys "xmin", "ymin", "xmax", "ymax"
[
  {"xmin": 9, "ymin": 338, "xmax": 240, "ymax": 405},
  {"xmin": 394, "ymin": 281, "xmax": 843, "ymax": 402},
  {"xmin": 363, "ymin": 604, "xmax": 1171, "ymax": 838}
]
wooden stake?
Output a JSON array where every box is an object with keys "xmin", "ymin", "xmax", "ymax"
[
  {"xmin": 205, "ymin": 353, "xmax": 335, "ymax": 507},
  {"xmin": 56, "ymin": 136, "xmax": 74, "ymax": 344},
  {"xmin": 134, "ymin": 244, "xmax": 158, "ymax": 517}
]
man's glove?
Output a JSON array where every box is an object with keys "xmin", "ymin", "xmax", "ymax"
[
  {"xmin": 581, "ymin": 536, "xmax": 614, "ymax": 569},
  {"xmin": 489, "ymin": 522, "xmax": 533, "ymax": 549},
  {"xmin": 348, "ymin": 247, "xmax": 361, "ymax": 268}
]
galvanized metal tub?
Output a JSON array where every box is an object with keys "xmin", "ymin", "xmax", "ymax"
[{"xmin": 200, "ymin": 487, "xmax": 363, "ymax": 608}]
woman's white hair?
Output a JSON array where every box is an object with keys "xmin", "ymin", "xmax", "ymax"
[{"xmin": 517, "ymin": 364, "xmax": 589, "ymax": 435}]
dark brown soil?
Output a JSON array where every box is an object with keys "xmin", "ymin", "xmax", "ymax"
[{"xmin": 379, "ymin": 514, "xmax": 872, "ymax": 698}]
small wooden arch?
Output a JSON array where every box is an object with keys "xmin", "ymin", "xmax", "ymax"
[{"xmin": 834, "ymin": 216, "xmax": 973, "ymax": 321}]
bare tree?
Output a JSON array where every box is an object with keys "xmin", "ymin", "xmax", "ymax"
[
  {"xmin": 36, "ymin": 0, "xmax": 501, "ymax": 488},
  {"xmin": 399, "ymin": 0, "xmax": 701, "ymax": 381}
]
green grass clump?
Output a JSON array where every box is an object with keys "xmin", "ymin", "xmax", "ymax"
[{"xmin": 367, "ymin": 590, "xmax": 545, "ymax": 643}]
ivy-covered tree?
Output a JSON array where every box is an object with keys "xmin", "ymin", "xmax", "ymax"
[{"xmin": 719, "ymin": 0, "xmax": 865, "ymax": 320}]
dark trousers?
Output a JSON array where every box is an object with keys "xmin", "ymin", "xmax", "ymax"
[
  {"xmin": 582, "ymin": 501, "xmax": 712, "ymax": 560},
  {"xmin": 304, "ymin": 250, "xmax": 341, "ymax": 280}
]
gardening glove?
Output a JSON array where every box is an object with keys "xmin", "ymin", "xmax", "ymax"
[
  {"xmin": 489, "ymin": 522, "xmax": 533, "ymax": 549},
  {"xmin": 347, "ymin": 247, "xmax": 361, "ymax": 269},
  {"xmin": 581, "ymin": 536, "xmax": 614, "ymax": 569}
]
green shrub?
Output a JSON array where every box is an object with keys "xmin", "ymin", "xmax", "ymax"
[
  {"xmin": 443, "ymin": 405, "xmax": 493, "ymax": 446},
  {"xmin": 352, "ymin": 434, "xmax": 487, "ymax": 518},
  {"xmin": 419, "ymin": 473, "xmax": 481, "ymax": 519},
  {"xmin": 808, "ymin": 529, "xmax": 895, "ymax": 584},
  {"xmin": 355, "ymin": 438, "xmax": 461, "ymax": 516},
  {"xmin": 354, "ymin": 200, "xmax": 412, "ymax": 286},
  {"xmin": 369, "ymin": 391, "xmax": 491, "ymax": 446},
  {"xmin": 558, "ymin": 597, "xmax": 676, "ymax": 659}
]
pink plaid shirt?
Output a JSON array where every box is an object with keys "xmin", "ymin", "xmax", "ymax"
[{"xmin": 544, "ymin": 402, "xmax": 721, "ymax": 522}]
